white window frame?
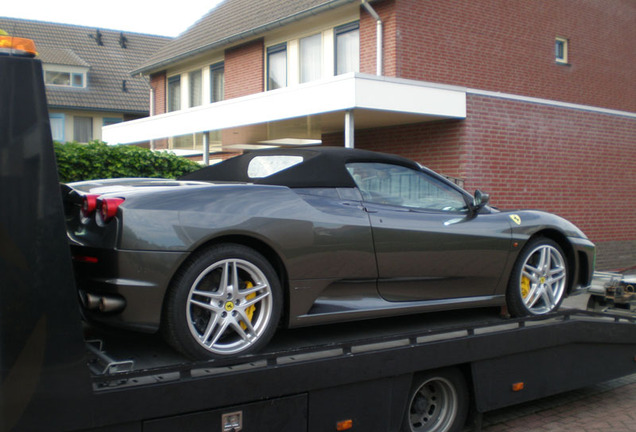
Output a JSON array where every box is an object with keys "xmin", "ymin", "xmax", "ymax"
[
  {"xmin": 267, "ymin": 43, "xmax": 288, "ymax": 90},
  {"xmin": 334, "ymin": 21, "xmax": 360, "ymax": 75},
  {"xmin": 265, "ymin": 20, "xmax": 359, "ymax": 89},
  {"xmin": 49, "ymin": 113, "xmax": 65, "ymax": 142},
  {"xmin": 210, "ymin": 62, "xmax": 225, "ymax": 103},
  {"xmin": 73, "ymin": 116, "xmax": 93, "ymax": 143},
  {"xmin": 299, "ymin": 33, "xmax": 323, "ymax": 84},
  {"xmin": 189, "ymin": 69, "xmax": 203, "ymax": 107},
  {"xmin": 555, "ymin": 37, "xmax": 569, "ymax": 64},
  {"xmin": 43, "ymin": 65, "xmax": 87, "ymax": 88},
  {"xmin": 167, "ymin": 75, "xmax": 181, "ymax": 112}
]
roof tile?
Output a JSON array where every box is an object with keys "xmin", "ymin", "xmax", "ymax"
[
  {"xmin": 0, "ymin": 17, "xmax": 171, "ymax": 114},
  {"xmin": 133, "ymin": 0, "xmax": 356, "ymax": 75}
]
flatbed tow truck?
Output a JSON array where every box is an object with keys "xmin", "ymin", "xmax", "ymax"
[{"xmin": 1, "ymin": 40, "xmax": 635, "ymax": 432}]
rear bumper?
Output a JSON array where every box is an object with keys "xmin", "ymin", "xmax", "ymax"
[{"xmin": 71, "ymin": 246, "xmax": 188, "ymax": 332}]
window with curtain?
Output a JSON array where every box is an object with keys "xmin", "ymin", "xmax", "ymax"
[
  {"xmin": 335, "ymin": 22, "xmax": 360, "ymax": 75},
  {"xmin": 189, "ymin": 70, "xmax": 202, "ymax": 107},
  {"xmin": 49, "ymin": 114, "xmax": 65, "ymax": 142},
  {"xmin": 44, "ymin": 70, "xmax": 86, "ymax": 87},
  {"xmin": 267, "ymin": 43, "xmax": 287, "ymax": 90},
  {"xmin": 73, "ymin": 116, "xmax": 93, "ymax": 143},
  {"xmin": 168, "ymin": 76, "xmax": 181, "ymax": 112},
  {"xmin": 300, "ymin": 33, "xmax": 322, "ymax": 83},
  {"xmin": 45, "ymin": 71, "xmax": 71, "ymax": 86},
  {"xmin": 210, "ymin": 62, "xmax": 225, "ymax": 102}
]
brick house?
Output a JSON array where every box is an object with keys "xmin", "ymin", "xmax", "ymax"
[
  {"xmin": 0, "ymin": 17, "xmax": 170, "ymax": 143},
  {"xmin": 103, "ymin": 0, "xmax": 635, "ymax": 269}
]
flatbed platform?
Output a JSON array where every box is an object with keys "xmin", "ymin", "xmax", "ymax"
[
  {"xmin": 85, "ymin": 307, "xmax": 506, "ymax": 372},
  {"xmin": 86, "ymin": 306, "xmax": 636, "ymax": 390}
]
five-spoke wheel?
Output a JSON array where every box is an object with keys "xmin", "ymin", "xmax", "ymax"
[
  {"xmin": 507, "ymin": 237, "xmax": 568, "ymax": 316},
  {"xmin": 163, "ymin": 244, "xmax": 281, "ymax": 360}
]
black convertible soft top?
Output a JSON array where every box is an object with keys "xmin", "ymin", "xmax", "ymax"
[{"xmin": 180, "ymin": 146, "xmax": 421, "ymax": 188}]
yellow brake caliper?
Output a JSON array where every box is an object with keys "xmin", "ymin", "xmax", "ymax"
[
  {"xmin": 240, "ymin": 281, "xmax": 257, "ymax": 330},
  {"xmin": 521, "ymin": 276, "xmax": 530, "ymax": 299}
]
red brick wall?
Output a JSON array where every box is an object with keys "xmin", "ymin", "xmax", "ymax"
[
  {"xmin": 360, "ymin": 0, "xmax": 397, "ymax": 76},
  {"xmin": 392, "ymin": 0, "xmax": 636, "ymax": 112},
  {"xmin": 323, "ymin": 120, "xmax": 466, "ymax": 179},
  {"xmin": 150, "ymin": 72, "xmax": 166, "ymax": 115},
  {"xmin": 460, "ymin": 94, "xmax": 636, "ymax": 246},
  {"xmin": 225, "ymin": 39, "xmax": 264, "ymax": 99},
  {"xmin": 148, "ymin": 72, "xmax": 168, "ymax": 149}
]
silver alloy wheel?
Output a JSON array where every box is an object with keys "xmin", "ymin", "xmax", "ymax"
[
  {"xmin": 407, "ymin": 377, "xmax": 458, "ymax": 432},
  {"xmin": 186, "ymin": 258, "xmax": 273, "ymax": 355},
  {"xmin": 520, "ymin": 244, "xmax": 566, "ymax": 314}
]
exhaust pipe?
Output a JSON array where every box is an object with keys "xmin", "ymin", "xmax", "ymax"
[
  {"xmin": 80, "ymin": 290, "xmax": 126, "ymax": 313},
  {"xmin": 81, "ymin": 291, "xmax": 101, "ymax": 310},
  {"xmin": 99, "ymin": 296, "xmax": 126, "ymax": 313}
]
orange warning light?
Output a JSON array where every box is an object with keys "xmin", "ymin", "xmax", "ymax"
[
  {"xmin": 336, "ymin": 419, "xmax": 353, "ymax": 431},
  {"xmin": 511, "ymin": 382, "xmax": 525, "ymax": 392},
  {"xmin": 0, "ymin": 34, "xmax": 37, "ymax": 57}
]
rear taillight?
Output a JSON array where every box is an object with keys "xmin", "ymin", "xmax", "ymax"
[
  {"xmin": 98, "ymin": 197, "xmax": 125, "ymax": 223},
  {"xmin": 73, "ymin": 255, "xmax": 98, "ymax": 264},
  {"xmin": 80, "ymin": 194, "xmax": 100, "ymax": 218}
]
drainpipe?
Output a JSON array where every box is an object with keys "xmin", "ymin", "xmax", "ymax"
[{"xmin": 361, "ymin": 0, "xmax": 383, "ymax": 76}]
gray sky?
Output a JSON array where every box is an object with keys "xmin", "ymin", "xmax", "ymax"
[{"xmin": 1, "ymin": 0, "xmax": 224, "ymax": 37}]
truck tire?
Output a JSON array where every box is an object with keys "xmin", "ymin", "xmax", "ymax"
[{"xmin": 401, "ymin": 367, "xmax": 469, "ymax": 432}]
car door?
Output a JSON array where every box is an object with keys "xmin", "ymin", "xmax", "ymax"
[{"xmin": 346, "ymin": 162, "xmax": 513, "ymax": 302}]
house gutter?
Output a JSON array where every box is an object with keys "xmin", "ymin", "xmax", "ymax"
[
  {"xmin": 131, "ymin": 0, "xmax": 358, "ymax": 76},
  {"xmin": 361, "ymin": 0, "xmax": 382, "ymax": 76}
]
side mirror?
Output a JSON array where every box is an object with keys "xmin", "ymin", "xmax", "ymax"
[{"xmin": 472, "ymin": 189, "xmax": 490, "ymax": 212}]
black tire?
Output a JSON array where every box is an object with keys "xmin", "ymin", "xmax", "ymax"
[
  {"xmin": 163, "ymin": 243, "xmax": 282, "ymax": 360},
  {"xmin": 401, "ymin": 368, "xmax": 469, "ymax": 432},
  {"xmin": 506, "ymin": 237, "xmax": 568, "ymax": 317}
]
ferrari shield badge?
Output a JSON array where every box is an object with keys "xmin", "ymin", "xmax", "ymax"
[{"xmin": 509, "ymin": 214, "xmax": 522, "ymax": 225}]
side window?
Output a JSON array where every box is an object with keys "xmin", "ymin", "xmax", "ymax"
[
  {"xmin": 346, "ymin": 163, "xmax": 469, "ymax": 212},
  {"xmin": 167, "ymin": 75, "xmax": 181, "ymax": 112},
  {"xmin": 300, "ymin": 33, "xmax": 322, "ymax": 83},
  {"xmin": 267, "ymin": 43, "xmax": 287, "ymax": 90},
  {"xmin": 49, "ymin": 113, "xmax": 65, "ymax": 142},
  {"xmin": 247, "ymin": 155, "xmax": 303, "ymax": 178},
  {"xmin": 335, "ymin": 22, "xmax": 360, "ymax": 75},
  {"xmin": 189, "ymin": 69, "xmax": 203, "ymax": 107},
  {"xmin": 73, "ymin": 116, "xmax": 93, "ymax": 143},
  {"xmin": 210, "ymin": 62, "xmax": 225, "ymax": 102}
]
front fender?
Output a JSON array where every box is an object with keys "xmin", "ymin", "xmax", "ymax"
[{"xmin": 502, "ymin": 210, "xmax": 594, "ymax": 293}]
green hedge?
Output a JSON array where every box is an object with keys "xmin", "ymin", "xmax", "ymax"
[{"xmin": 54, "ymin": 141, "xmax": 201, "ymax": 183}]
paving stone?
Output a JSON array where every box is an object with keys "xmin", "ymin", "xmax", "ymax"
[{"xmin": 475, "ymin": 373, "xmax": 636, "ymax": 432}]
